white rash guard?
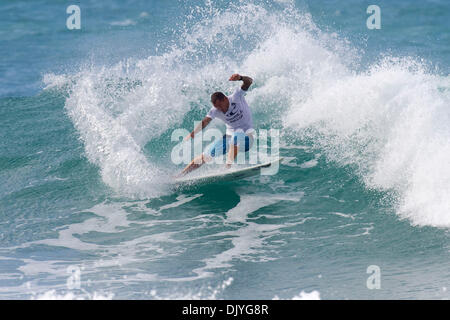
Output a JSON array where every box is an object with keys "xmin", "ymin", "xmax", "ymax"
[{"xmin": 206, "ymin": 87, "xmax": 254, "ymax": 136}]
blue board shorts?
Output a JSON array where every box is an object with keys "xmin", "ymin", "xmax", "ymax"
[{"xmin": 206, "ymin": 132, "xmax": 254, "ymax": 158}]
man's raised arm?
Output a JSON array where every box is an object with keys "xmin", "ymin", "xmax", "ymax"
[{"xmin": 229, "ymin": 74, "xmax": 253, "ymax": 91}]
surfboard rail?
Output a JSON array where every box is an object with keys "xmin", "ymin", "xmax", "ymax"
[{"xmin": 174, "ymin": 157, "xmax": 284, "ymax": 185}]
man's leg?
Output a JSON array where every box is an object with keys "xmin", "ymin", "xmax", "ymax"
[
  {"xmin": 226, "ymin": 145, "xmax": 239, "ymax": 168},
  {"xmin": 226, "ymin": 132, "xmax": 250, "ymax": 168},
  {"xmin": 177, "ymin": 134, "xmax": 228, "ymax": 177},
  {"xmin": 179, "ymin": 153, "xmax": 209, "ymax": 176}
]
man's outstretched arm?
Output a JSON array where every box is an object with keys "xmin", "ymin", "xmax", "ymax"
[
  {"xmin": 229, "ymin": 73, "xmax": 253, "ymax": 91},
  {"xmin": 184, "ymin": 116, "xmax": 212, "ymax": 141}
]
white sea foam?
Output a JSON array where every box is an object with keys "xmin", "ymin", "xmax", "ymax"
[
  {"xmin": 285, "ymin": 58, "xmax": 450, "ymax": 227},
  {"xmin": 273, "ymin": 290, "xmax": 321, "ymax": 300},
  {"xmin": 186, "ymin": 190, "xmax": 304, "ymax": 279},
  {"xmin": 31, "ymin": 289, "xmax": 114, "ymax": 300},
  {"xmin": 226, "ymin": 192, "xmax": 303, "ymax": 223},
  {"xmin": 146, "ymin": 277, "xmax": 234, "ymax": 300},
  {"xmin": 159, "ymin": 194, "xmax": 203, "ymax": 211},
  {"xmin": 110, "ymin": 19, "xmax": 136, "ymax": 27}
]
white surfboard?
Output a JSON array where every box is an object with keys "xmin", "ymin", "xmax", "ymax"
[{"xmin": 175, "ymin": 157, "xmax": 284, "ymax": 185}]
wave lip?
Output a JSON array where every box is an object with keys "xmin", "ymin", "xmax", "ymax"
[{"xmin": 285, "ymin": 57, "xmax": 450, "ymax": 228}]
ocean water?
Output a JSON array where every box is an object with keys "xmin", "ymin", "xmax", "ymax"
[{"xmin": 1, "ymin": 0, "xmax": 449, "ymax": 300}]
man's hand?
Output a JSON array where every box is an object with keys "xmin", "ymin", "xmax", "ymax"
[
  {"xmin": 229, "ymin": 74, "xmax": 253, "ymax": 91},
  {"xmin": 184, "ymin": 117, "xmax": 211, "ymax": 142},
  {"xmin": 184, "ymin": 132, "xmax": 193, "ymax": 141},
  {"xmin": 229, "ymin": 74, "xmax": 241, "ymax": 81}
]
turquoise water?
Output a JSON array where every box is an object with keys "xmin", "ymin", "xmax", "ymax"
[{"xmin": 1, "ymin": 0, "xmax": 449, "ymax": 299}]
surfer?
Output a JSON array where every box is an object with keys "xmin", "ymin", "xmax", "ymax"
[{"xmin": 178, "ymin": 73, "xmax": 254, "ymax": 177}]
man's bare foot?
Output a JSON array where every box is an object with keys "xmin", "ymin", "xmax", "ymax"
[{"xmin": 173, "ymin": 172, "xmax": 186, "ymax": 179}]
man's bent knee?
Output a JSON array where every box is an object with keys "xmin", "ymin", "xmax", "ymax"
[{"xmin": 203, "ymin": 153, "xmax": 213, "ymax": 163}]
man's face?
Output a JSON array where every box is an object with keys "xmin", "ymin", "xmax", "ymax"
[{"xmin": 212, "ymin": 97, "xmax": 229, "ymax": 113}]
